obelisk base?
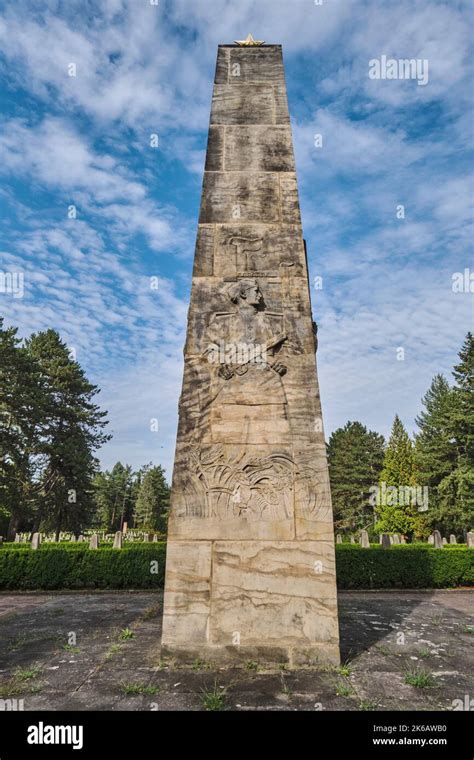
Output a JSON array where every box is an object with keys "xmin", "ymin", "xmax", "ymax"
[{"xmin": 161, "ymin": 539, "xmax": 340, "ymax": 666}]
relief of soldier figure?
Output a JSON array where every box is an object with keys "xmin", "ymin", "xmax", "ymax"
[{"xmin": 199, "ymin": 278, "xmax": 290, "ymax": 444}]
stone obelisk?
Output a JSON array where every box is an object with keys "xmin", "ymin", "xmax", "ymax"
[{"xmin": 161, "ymin": 38, "xmax": 340, "ymax": 666}]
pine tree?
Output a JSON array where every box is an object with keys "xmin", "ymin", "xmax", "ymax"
[
  {"xmin": 375, "ymin": 415, "xmax": 422, "ymax": 538},
  {"xmin": 133, "ymin": 464, "xmax": 169, "ymax": 532},
  {"xmin": 437, "ymin": 334, "xmax": 474, "ymax": 535},
  {"xmin": 414, "ymin": 335, "xmax": 474, "ymax": 537},
  {"xmin": 0, "ymin": 318, "xmax": 45, "ymax": 538},
  {"xmin": 25, "ymin": 330, "xmax": 110, "ymax": 539},
  {"xmin": 93, "ymin": 462, "xmax": 135, "ymax": 531},
  {"xmin": 327, "ymin": 421, "xmax": 385, "ymax": 532},
  {"xmin": 452, "ymin": 332, "xmax": 474, "ymax": 460},
  {"xmin": 415, "ymin": 375, "xmax": 456, "ymax": 535},
  {"xmin": 415, "ymin": 375, "xmax": 456, "ymax": 487}
]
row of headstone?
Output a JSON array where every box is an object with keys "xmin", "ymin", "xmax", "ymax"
[
  {"xmin": 29, "ymin": 533, "xmax": 88, "ymax": 548},
  {"xmin": 336, "ymin": 532, "xmax": 404, "ymax": 547},
  {"xmin": 427, "ymin": 531, "xmax": 472, "ymax": 547},
  {"xmin": 335, "ymin": 532, "xmax": 474, "ymax": 546},
  {"xmin": 6, "ymin": 529, "xmax": 165, "ymax": 546},
  {"xmin": 359, "ymin": 532, "xmax": 406, "ymax": 546},
  {"xmin": 2, "ymin": 532, "xmax": 162, "ymax": 548},
  {"xmin": 109, "ymin": 531, "xmax": 161, "ymax": 548}
]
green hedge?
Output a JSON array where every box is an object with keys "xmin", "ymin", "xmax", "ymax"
[
  {"xmin": 335, "ymin": 544, "xmax": 474, "ymax": 589},
  {"xmin": 0, "ymin": 543, "xmax": 166, "ymax": 590},
  {"xmin": 0, "ymin": 542, "xmax": 472, "ymax": 590}
]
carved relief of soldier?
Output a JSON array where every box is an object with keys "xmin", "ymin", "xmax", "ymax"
[{"xmin": 199, "ymin": 278, "xmax": 291, "ymax": 444}]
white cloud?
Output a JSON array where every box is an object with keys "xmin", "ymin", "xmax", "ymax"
[
  {"xmin": 0, "ymin": 118, "xmax": 144, "ymax": 202},
  {"xmin": 293, "ymin": 109, "xmax": 425, "ymax": 177}
]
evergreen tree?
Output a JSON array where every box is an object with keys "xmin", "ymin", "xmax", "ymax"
[
  {"xmin": 414, "ymin": 335, "xmax": 474, "ymax": 537},
  {"xmin": 92, "ymin": 462, "xmax": 135, "ymax": 531},
  {"xmin": 133, "ymin": 464, "xmax": 169, "ymax": 532},
  {"xmin": 415, "ymin": 374, "xmax": 456, "ymax": 535},
  {"xmin": 327, "ymin": 421, "xmax": 385, "ymax": 532},
  {"xmin": 437, "ymin": 334, "xmax": 474, "ymax": 535},
  {"xmin": 375, "ymin": 415, "xmax": 422, "ymax": 538},
  {"xmin": 415, "ymin": 375, "xmax": 456, "ymax": 487},
  {"xmin": 25, "ymin": 330, "xmax": 110, "ymax": 539},
  {"xmin": 0, "ymin": 318, "xmax": 45, "ymax": 538}
]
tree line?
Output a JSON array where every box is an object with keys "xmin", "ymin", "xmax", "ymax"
[
  {"xmin": 93, "ymin": 461, "xmax": 169, "ymax": 534},
  {"xmin": 328, "ymin": 333, "xmax": 473, "ymax": 540},
  {"xmin": 0, "ymin": 318, "xmax": 169, "ymax": 540}
]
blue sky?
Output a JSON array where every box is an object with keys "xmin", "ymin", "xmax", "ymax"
[{"xmin": 0, "ymin": 0, "xmax": 472, "ymax": 479}]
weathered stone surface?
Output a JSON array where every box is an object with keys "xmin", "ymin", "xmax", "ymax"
[
  {"xmin": 89, "ymin": 534, "xmax": 99, "ymax": 550},
  {"xmin": 162, "ymin": 43, "xmax": 339, "ymax": 665},
  {"xmin": 211, "ymin": 84, "xmax": 275, "ymax": 125},
  {"xmin": 199, "ymin": 172, "xmax": 281, "ymax": 223},
  {"xmin": 214, "ymin": 46, "xmax": 229, "ymax": 84},
  {"xmin": 31, "ymin": 533, "xmax": 41, "ymax": 550},
  {"xmin": 162, "ymin": 542, "xmax": 211, "ymax": 648},
  {"xmin": 449, "ymin": 534, "xmax": 457, "ymax": 544},
  {"xmin": 381, "ymin": 534, "xmax": 391, "ymax": 549},
  {"xmin": 204, "ymin": 126, "xmax": 224, "ymax": 171},
  {"xmin": 192, "ymin": 226, "xmax": 215, "ymax": 277},
  {"xmin": 433, "ymin": 530, "xmax": 443, "ymax": 549},
  {"xmin": 224, "ymin": 126, "xmax": 295, "ymax": 172},
  {"xmin": 273, "ymin": 84, "xmax": 292, "ymax": 124},
  {"xmin": 229, "ymin": 46, "xmax": 285, "ymax": 82},
  {"xmin": 210, "ymin": 541, "xmax": 339, "ymax": 663},
  {"xmin": 113, "ymin": 531, "xmax": 122, "ymax": 549},
  {"xmin": 280, "ymin": 175, "xmax": 302, "ymax": 224},
  {"xmin": 467, "ymin": 532, "xmax": 474, "ymax": 547}
]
